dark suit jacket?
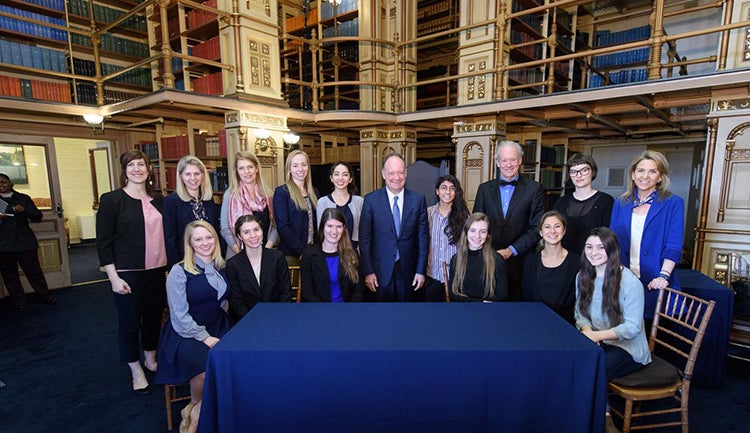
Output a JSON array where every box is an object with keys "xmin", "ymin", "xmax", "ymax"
[
  {"xmin": 273, "ymin": 184, "xmax": 320, "ymax": 257},
  {"xmin": 226, "ymin": 247, "xmax": 292, "ymax": 321},
  {"xmin": 162, "ymin": 192, "xmax": 222, "ymax": 267},
  {"xmin": 359, "ymin": 187, "xmax": 429, "ymax": 289},
  {"xmin": 473, "ymin": 176, "xmax": 544, "ymax": 256},
  {"xmin": 300, "ymin": 244, "xmax": 363, "ymax": 302},
  {"xmin": 0, "ymin": 190, "xmax": 43, "ymax": 252},
  {"xmin": 96, "ymin": 189, "xmax": 164, "ymax": 270}
]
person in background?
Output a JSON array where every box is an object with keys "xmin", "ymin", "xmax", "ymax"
[
  {"xmin": 301, "ymin": 208, "xmax": 363, "ymax": 302},
  {"xmin": 425, "ymin": 175, "xmax": 469, "ymax": 302},
  {"xmin": 162, "ymin": 155, "xmax": 221, "ymax": 267},
  {"xmin": 448, "ymin": 212, "xmax": 508, "ymax": 302},
  {"xmin": 96, "ymin": 149, "xmax": 166, "ymax": 394},
  {"xmin": 226, "ymin": 214, "xmax": 291, "ymax": 321},
  {"xmin": 553, "ymin": 153, "xmax": 614, "ymax": 257},
  {"xmin": 315, "ymin": 161, "xmax": 363, "ymax": 249},
  {"xmin": 0, "ymin": 173, "xmax": 56, "ymax": 310},
  {"xmin": 522, "ymin": 210, "xmax": 579, "ymax": 324},
  {"xmin": 473, "ymin": 141, "xmax": 544, "ymax": 300},
  {"xmin": 575, "ymin": 227, "xmax": 651, "ymax": 381},
  {"xmin": 220, "ymin": 151, "xmax": 276, "ymax": 259},
  {"xmin": 359, "ymin": 153, "xmax": 429, "ymax": 302},
  {"xmin": 273, "ymin": 150, "xmax": 318, "ymax": 265},
  {"xmin": 610, "ymin": 150, "xmax": 684, "ymax": 319},
  {"xmin": 155, "ymin": 221, "xmax": 230, "ymax": 433}
]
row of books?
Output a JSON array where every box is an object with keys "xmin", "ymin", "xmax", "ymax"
[
  {"xmin": 199, "ymin": 132, "xmax": 227, "ymax": 158},
  {"xmin": 595, "ymin": 25, "xmax": 650, "ymax": 48},
  {"xmin": 0, "ymin": 75, "xmax": 70, "ymax": 102},
  {"xmin": 320, "ymin": 45, "xmax": 358, "ymax": 62},
  {"xmin": 161, "ymin": 135, "xmax": 192, "ymax": 160},
  {"xmin": 320, "ymin": 0, "xmax": 357, "ymax": 20},
  {"xmin": 67, "ymin": 0, "xmax": 147, "ymax": 33},
  {"xmin": 540, "ymin": 144, "xmax": 565, "ymax": 165},
  {"xmin": 321, "ymin": 17, "xmax": 358, "ymax": 38},
  {"xmin": 521, "ymin": 141, "xmax": 538, "ymax": 165},
  {"xmin": 99, "ymin": 33, "xmax": 149, "ymax": 58},
  {"xmin": 192, "ymin": 71, "xmax": 222, "ymax": 95},
  {"xmin": 507, "ymin": 65, "xmax": 543, "ymax": 84},
  {"xmin": 186, "ymin": 0, "xmax": 218, "ymax": 29},
  {"xmin": 193, "ymin": 36, "xmax": 220, "ymax": 61},
  {"xmin": 72, "ymin": 58, "xmax": 151, "ymax": 87},
  {"xmin": 539, "ymin": 168, "xmax": 563, "ymax": 189},
  {"xmin": 417, "ymin": 15, "xmax": 454, "ymax": 36},
  {"xmin": 417, "ymin": 0, "xmax": 451, "ymax": 19},
  {"xmin": 285, "ymin": 6, "xmax": 317, "ymax": 33},
  {"xmin": 592, "ymin": 48, "xmax": 649, "ymax": 69},
  {"xmin": 0, "ymin": 5, "xmax": 67, "ymax": 41},
  {"xmin": 151, "ymin": 167, "xmax": 163, "ymax": 190},
  {"xmin": 153, "ymin": 18, "xmax": 181, "ymax": 45},
  {"xmin": 76, "ymin": 82, "xmax": 141, "ymax": 105},
  {"xmin": 589, "ymin": 68, "xmax": 647, "ymax": 88},
  {"xmin": 209, "ymin": 166, "xmax": 229, "ymax": 192},
  {"xmin": 21, "ymin": 0, "xmax": 65, "ymax": 11},
  {"xmin": 0, "ymin": 38, "xmax": 68, "ymax": 72},
  {"xmin": 137, "ymin": 141, "xmax": 159, "ymax": 162},
  {"xmin": 164, "ymin": 166, "xmax": 178, "ymax": 190}
]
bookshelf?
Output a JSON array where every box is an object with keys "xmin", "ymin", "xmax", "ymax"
[
  {"xmin": 506, "ymin": 0, "xmax": 547, "ymax": 98},
  {"xmin": 415, "ymin": 0, "xmax": 458, "ymax": 110},
  {"xmin": 318, "ymin": 0, "xmax": 359, "ymax": 110},
  {"xmin": 583, "ymin": 17, "xmax": 651, "ymax": 88},
  {"xmin": 509, "ymin": 132, "xmax": 567, "ymax": 195}
]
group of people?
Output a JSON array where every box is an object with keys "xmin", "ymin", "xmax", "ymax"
[{"xmin": 93, "ymin": 140, "xmax": 684, "ymax": 430}]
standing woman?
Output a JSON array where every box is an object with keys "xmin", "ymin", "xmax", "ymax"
[
  {"xmin": 301, "ymin": 208, "xmax": 363, "ymax": 302},
  {"xmin": 575, "ymin": 227, "xmax": 651, "ymax": 381},
  {"xmin": 425, "ymin": 175, "xmax": 469, "ymax": 301},
  {"xmin": 315, "ymin": 162, "xmax": 363, "ymax": 248},
  {"xmin": 220, "ymin": 151, "xmax": 276, "ymax": 260},
  {"xmin": 553, "ymin": 153, "xmax": 614, "ymax": 256},
  {"xmin": 448, "ymin": 213, "xmax": 508, "ymax": 302},
  {"xmin": 162, "ymin": 155, "xmax": 221, "ymax": 267},
  {"xmin": 155, "ymin": 221, "xmax": 230, "ymax": 433},
  {"xmin": 226, "ymin": 214, "xmax": 292, "ymax": 321},
  {"xmin": 273, "ymin": 150, "xmax": 318, "ymax": 264},
  {"xmin": 610, "ymin": 150, "xmax": 684, "ymax": 319},
  {"xmin": 96, "ymin": 149, "xmax": 166, "ymax": 394},
  {"xmin": 521, "ymin": 210, "xmax": 580, "ymax": 324}
]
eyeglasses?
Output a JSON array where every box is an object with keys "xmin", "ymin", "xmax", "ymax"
[{"xmin": 569, "ymin": 167, "xmax": 591, "ymax": 177}]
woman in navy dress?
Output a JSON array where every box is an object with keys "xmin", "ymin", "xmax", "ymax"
[
  {"xmin": 162, "ymin": 155, "xmax": 221, "ymax": 267},
  {"xmin": 156, "ymin": 220, "xmax": 230, "ymax": 433}
]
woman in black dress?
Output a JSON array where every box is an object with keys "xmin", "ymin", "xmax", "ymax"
[
  {"xmin": 522, "ymin": 210, "xmax": 580, "ymax": 323},
  {"xmin": 156, "ymin": 221, "xmax": 230, "ymax": 433}
]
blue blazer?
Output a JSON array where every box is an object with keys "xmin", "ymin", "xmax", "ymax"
[
  {"xmin": 162, "ymin": 193, "xmax": 222, "ymax": 267},
  {"xmin": 610, "ymin": 192, "xmax": 684, "ymax": 317},
  {"xmin": 273, "ymin": 184, "xmax": 319, "ymax": 257},
  {"xmin": 359, "ymin": 187, "xmax": 429, "ymax": 289}
]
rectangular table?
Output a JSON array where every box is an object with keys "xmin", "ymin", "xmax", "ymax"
[
  {"xmin": 675, "ymin": 269, "xmax": 734, "ymax": 388},
  {"xmin": 199, "ymin": 303, "xmax": 606, "ymax": 433}
]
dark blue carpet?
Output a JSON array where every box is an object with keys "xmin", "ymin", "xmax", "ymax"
[{"xmin": 0, "ymin": 283, "xmax": 748, "ymax": 433}]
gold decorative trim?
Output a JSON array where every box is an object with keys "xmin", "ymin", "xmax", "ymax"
[{"xmin": 715, "ymin": 98, "xmax": 750, "ymax": 111}]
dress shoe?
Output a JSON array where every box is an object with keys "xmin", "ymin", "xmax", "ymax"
[
  {"xmin": 133, "ymin": 385, "xmax": 151, "ymax": 395},
  {"xmin": 143, "ymin": 360, "xmax": 157, "ymax": 373}
]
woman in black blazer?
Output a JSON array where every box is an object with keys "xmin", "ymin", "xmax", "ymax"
[
  {"xmin": 226, "ymin": 214, "xmax": 291, "ymax": 321},
  {"xmin": 96, "ymin": 149, "xmax": 167, "ymax": 395},
  {"xmin": 301, "ymin": 208, "xmax": 363, "ymax": 302}
]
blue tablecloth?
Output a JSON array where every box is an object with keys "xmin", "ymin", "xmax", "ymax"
[
  {"xmin": 198, "ymin": 303, "xmax": 606, "ymax": 433},
  {"xmin": 675, "ymin": 269, "xmax": 734, "ymax": 388}
]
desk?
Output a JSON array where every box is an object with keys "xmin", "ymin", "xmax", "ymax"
[
  {"xmin": 675, "ymin": 269, "xmax": 734, "ymax": 388},
  {"xmin": 199, "ymin": 303, "xmax": 606, "ymax": 433}
]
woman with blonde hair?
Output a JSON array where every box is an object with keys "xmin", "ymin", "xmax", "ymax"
[
  {"xmin": 448, "ymin": 212, "xmax": 508, "ymax": 302},
  {"xmin": 163, "ymin": 155, "xmax": 221, "ymax": 267},
  {"xmin": 273, "ymin": 150, "xmax": 319, "ymax": 263},
  {"xmin": 610, "ymin": 150, "xmax": 684, "ymax": 319},
  {"xmin": 156, "ymin": 220, "xmax": 231, "ymax": 433},
  {"xmin": 220, "ymin": 151, "xmax": 276, "ymax": 259}
]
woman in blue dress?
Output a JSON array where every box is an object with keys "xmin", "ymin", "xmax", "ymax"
[{"xmin": 156, "ymin": 220, "xmax": 231, "ymax": 433}]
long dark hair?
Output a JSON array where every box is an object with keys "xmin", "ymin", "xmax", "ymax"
[
  {"xmin": 329, "ymin": 161, "xmax": 358, "ymax": 195},
  {"xmin": 233, "ymin": 214, "xmax": 263, "ymax": 249},
  {"xmin": 451, "ymin": 213, "xmax": 496, "ymax": 299},
  {"xmin": 317, "ymin": 208, "xmax": 359, "ymax": 283},
  {"xmin": 435, "ymin": 175, "xmax": 469, "ymax": 245},
  {"xmin": 577, "ymin": 227, "xmax": 623, "ymax": 327},
  {"xmin": 119, "ymin": 149, "xmax": 156, "ymax": 197}
]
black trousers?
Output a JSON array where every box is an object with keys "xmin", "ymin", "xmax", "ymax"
[
  {"xmin": 0, "ymin": 250, "xmax": 52, "ymax": 306},
  {"xmin": 113, "ymin": 268, "xmax": 166, "ymax": 363}
]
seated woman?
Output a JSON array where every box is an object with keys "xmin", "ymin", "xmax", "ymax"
[
  {"xmin": 448, "ymin": 212, "xmax": 508, "ymax": 302},
  {"xmin": 155, "ymin": 221, "xmax": 230, "ymax": 433},
  {"xmin": 575, "ymin": 227, "xmax": 651, "ymax": 381},
  {"xmin": 522, "ymin": 210, "xmax": 580, "ymax": 324},
  {"xmin": 301, "ymin": 208, "xmax": 363, "ymax": 302},
  {"xmin": 226, "ymin": 214, "xmax": 291, "ymax": 321}
]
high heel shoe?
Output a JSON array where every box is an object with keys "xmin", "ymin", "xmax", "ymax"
[
  {"xmin": 143, "ymin": 359, "xmax": 157, "ymax": 373},
  {"xmin": 179, "ymin": 402, "xmax": 195, "ymax": 433}
]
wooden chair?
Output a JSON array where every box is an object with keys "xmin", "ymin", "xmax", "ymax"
[
  {"xmin": 442, "ymin": 262, "xmax": 451, "ymax": 303},
  {"xmin": 607, "ymin": 287, "xmax": 715, "ymax": 433},
  {"xmin": 289, "ymin": 265, "xmax": 302, "ymax": 303},
  {"xmin": 725, "ymin": 252, "xmax": 750, "ymax": 362},
  {"xmin": 164, "ymin": 384, "xmax": 191, "ymax": 431}
]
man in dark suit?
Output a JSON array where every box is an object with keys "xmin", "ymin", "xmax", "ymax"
[
  {"xmin": 360, "ymin": 154, "xmax": 429, "ymax": 301},
  {"xmin": 473, "ymin": 141, "xmax": 544, "ymax": 301}
]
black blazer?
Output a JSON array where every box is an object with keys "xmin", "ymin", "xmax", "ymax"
[
  {"xmin": 96, "ymin": 189, "xmax": 164, "ymax": 270},
  {"xmin": 0, "ymin": 190, "xmax": 43, "ymax": 252},
  {"xmin": 300, "ymin": 244, "xmax": 363, "ymax": 302},
  {"xmin": 472, "ymin": 176, "xmax": 544, "ymax": 256},
  {"xmin": 226, "ymin": 247, "xmax": 292, "ymax": 321}
]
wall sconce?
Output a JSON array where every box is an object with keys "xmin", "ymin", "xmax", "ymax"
[
  {"xmin": 254, "ymin": 128, "xmax": 274, "ymax": 152},
  {"xmin": 83, "ymin": 113, "xmax": 105, "ymax": 132},
  {"xmin": 282, "ymin": 133, "xmax": 300, "ymax": 151}
]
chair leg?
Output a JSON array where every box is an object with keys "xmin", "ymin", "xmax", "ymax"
[
  {"xmin": 622, "ymin": 398, "xmax": 634, "ymax": 433},
  {"xmin": 165, "ymin": 384, "xmax": 173, "ymax": 431}
]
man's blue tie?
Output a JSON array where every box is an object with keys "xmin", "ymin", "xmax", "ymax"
[{"xmin": 393, "ymin": 196, "xmax": 401, "ymax": 236}]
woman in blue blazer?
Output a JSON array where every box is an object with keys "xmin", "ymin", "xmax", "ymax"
[
  {"xmin": 162, "ymin": 155, "xmax": 221, "ymax": 267},
  {"xmin": 610, "ymin": 150, "xmax": 684, "ymax": 319}
]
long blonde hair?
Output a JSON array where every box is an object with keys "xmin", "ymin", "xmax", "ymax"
[
  {"xmin": 175, "ymin": 155, "xmax": 213, "ymax": 201},
  {"xmin": 182, "ymin": 220, "xmax": 225, "ymax": 274},
  {"xmin": 227, "ymin": 151, "xmax": 271, "ymax": 198},
  {"xmin": 451, "ymin": 213, "xmax": 496, "ymax": 299},
  {"xmin": 621, "ymin": 150, "xmax": 672, "ymax": 201},
  {"xmin": 284, "ymin": 150, "xmax": 318, "ymax": 209}
]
